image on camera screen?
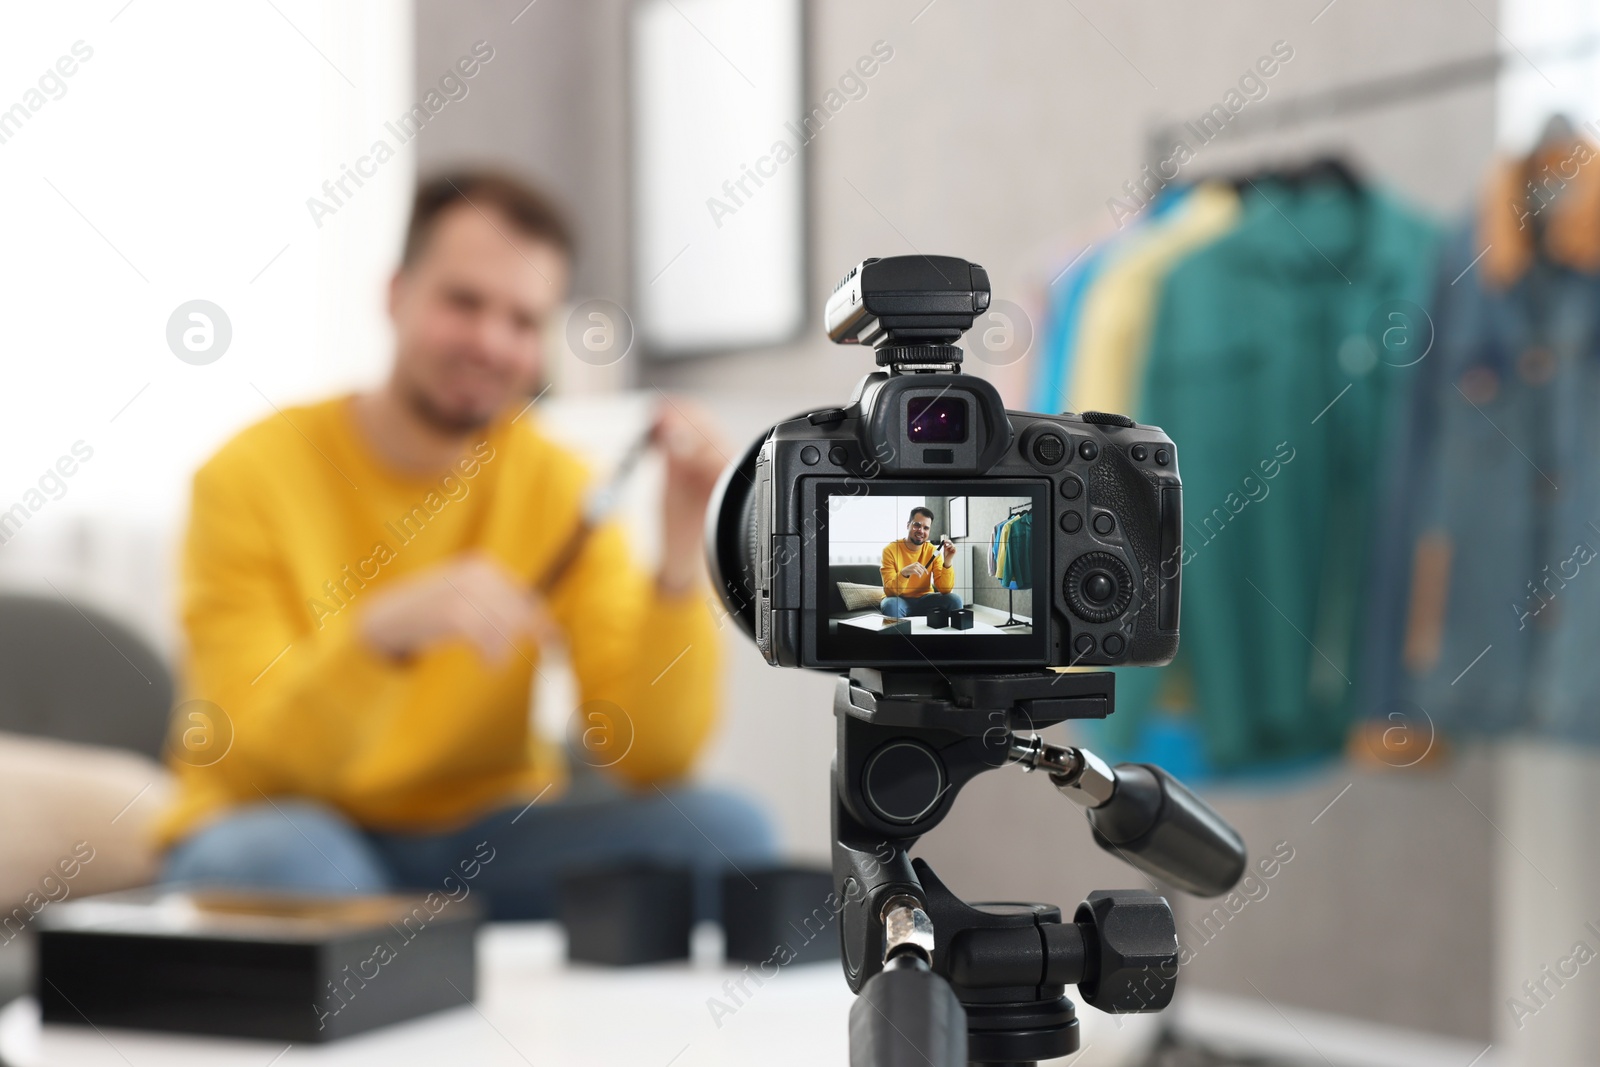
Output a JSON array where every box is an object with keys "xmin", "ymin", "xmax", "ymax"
[{"xmin": 825, "ymin": 491, "xmax": 1037, "ymax": 638}]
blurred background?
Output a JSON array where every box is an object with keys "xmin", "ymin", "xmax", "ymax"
[{"xmin": 3, "ymin": 1, "xmax": 1599, "ymax": 1065}]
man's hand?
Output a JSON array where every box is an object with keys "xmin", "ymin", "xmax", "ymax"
[
  {"xmin": 359, "ymin": 553, "xmax": 558, "ymax": 664},
  {"xmin": 655, "ymin": 397, "xmax": 728, "ymax": 598},
  {"xmin": 899, "ymin": 563, "xmax": 928, "ymax": 579},
  {"xmin": 940, "ymin": 537, "xmax": 956, "ymax": 565}
]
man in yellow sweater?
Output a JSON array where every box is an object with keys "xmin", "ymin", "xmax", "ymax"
[
  {"xmin": 879, "ymin": 506, "xmax": 962, "ymax": 619},
  {"xmin": 158, "ymin": 171, "xmax": 772, "ymax": 918}
]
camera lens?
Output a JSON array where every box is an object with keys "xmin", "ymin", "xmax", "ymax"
[
  {"xmin": 1085, "ymin": 572, "xmax": 1115, "ymax": 604},
  {"xmin": 706, "ymin": 421, "xmax": 787, "ymax": 642},
  {"xmin": 906, "ymin": 396, "xmax": 968, "ymax": 444}
]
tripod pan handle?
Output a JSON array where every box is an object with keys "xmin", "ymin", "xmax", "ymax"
[{"xmin": 1087, "ymin": 763, "xmax": 1247, "ymax": 897}]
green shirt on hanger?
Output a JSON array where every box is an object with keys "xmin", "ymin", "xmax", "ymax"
[{"xmin": 1107, "ymin": 176, "xmax": 1439, "ymax": 773}]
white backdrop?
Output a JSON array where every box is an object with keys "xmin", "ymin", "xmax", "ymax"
[
  {"xmin": 0, "ymin": 0, "xmax": 412, "ymax": 530},
  {"xmin": 826, "ymin": 494, "xmax": 926, "ymax": 565}
]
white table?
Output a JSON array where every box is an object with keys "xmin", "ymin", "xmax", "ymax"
[{"xmin": 838, "ymin": 606, "xmax": 1031, "ymax": 637}]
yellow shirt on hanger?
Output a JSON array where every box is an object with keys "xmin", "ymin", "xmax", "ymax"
[
  {"xmin": 1068, "ymin": 183, "xmax": 1242, "ymax": 416},
  {"xmin": 994, "ymin": 516, "xmax": 1013, "ymax": 581}
]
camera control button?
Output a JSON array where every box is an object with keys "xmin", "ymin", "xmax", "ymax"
[
  {"xmin": 1078, "ymin": 440, "xmax": 1100, "ymax": 461},
  {"xmin": 828, "ymin": 445, "xmax": 848, "ymax": 466},
  {"xmin": 1032, "ymin": 433, "xmax": 1067, "ymax": 466},
  {"xmin": 1073, "ymin": 634, "xmax": 1096, "ymax": 657},
  {"xmin": 808, "ymin": 408, "xmax": 847, "ymax": 426},
  {"xmin": 800, "ymin": 445, "xmax": 821, "ymax": 465},
  {"xmin": 1060, "ymin": 475, "xmax": 1083, "ymax": 500},
  {"xmin": 1102, "ymin": 634, "xmax": 1126, "ymax": 657},
  {"xmin": 1155, "ymin": 448, "xmax": 1170, "ymax": 466},
  {"xmin": 1060, "ymin": 511, "xmax": 1082, "ymax": 533},
  {"xmin": 1065, "ymin": 552, "xmax": 1133, "ymax": 624},
  {"xmin": 1131, "ymin": 444, "xmax": 1148, "ymax": 461},
  {"xmin": 1093, "ymin": 513, "xmax": 1115, "ymax": 536}
]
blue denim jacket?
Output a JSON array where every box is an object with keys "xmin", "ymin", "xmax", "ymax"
[{"xmin": 1365, "ymin": 221, "xmax": 1600, "ymax": 744}]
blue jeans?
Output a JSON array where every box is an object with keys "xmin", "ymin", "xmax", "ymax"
[
  {"xmin": 161, "ymin": 786, "xmax": 776, "ymax": 922},
  {"xmin": 881, "ymin": 592, "xmax": 963, "ymax": 618}
]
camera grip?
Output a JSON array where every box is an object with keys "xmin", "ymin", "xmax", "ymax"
[{"xmin": 1086, "ymin": 763, "xmax": 1247, "ymax": 898}]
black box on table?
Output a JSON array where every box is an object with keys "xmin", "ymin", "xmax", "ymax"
[
  {"xmin": 558, "ymin": 864, "xmax": 693, "ymax": 966},
  {"xmin": 37, "ymin": 887, "xmax": 480, "ymax": 1043},
  {"xmin": 721, "ymin": 866, "xmax": 841, "ymax": 966}
]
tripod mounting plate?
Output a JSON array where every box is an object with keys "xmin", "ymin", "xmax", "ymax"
[{"xmin": 841, "ymin": 668, "xmax": 1114, "ymax": 732}]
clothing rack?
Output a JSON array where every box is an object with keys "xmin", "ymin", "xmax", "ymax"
[
  {"xmin": 1001, "ymin": 503, "xmax": 1031, "ymax": 627},
  {"xmin": 1144, "ymin": 37, "xmax": 1600, "ymax": 176},
  {"xmin": 1131, "ymin": 40, "xmax": 1600, "ymax": 1067}
]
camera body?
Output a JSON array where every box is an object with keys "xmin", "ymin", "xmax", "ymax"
[{"xmin": 708, "ymin": 255, "xmax": 1183, "ymax": 672}]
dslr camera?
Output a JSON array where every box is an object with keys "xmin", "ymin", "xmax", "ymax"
[
  {"xmin": 708, "ymin": 254, "xmax": 1183, "ymax": 671},
  {"xmin": 706, "ymin": 258, "xmax": 1241, "ymax": 1067}
]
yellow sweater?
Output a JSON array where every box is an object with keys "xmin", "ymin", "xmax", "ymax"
[
  {"xmin": 155, "ymin": 396, "xmax": 719, "ymax": 846},
  {"xmin": 880, "ymin": 540, "xmax": 954, "ymax": 598}
]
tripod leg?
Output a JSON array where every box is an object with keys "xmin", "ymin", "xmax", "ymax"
[{"xmin": 849, "ymin": 957, "xmax": 966, "ymax": 1067}]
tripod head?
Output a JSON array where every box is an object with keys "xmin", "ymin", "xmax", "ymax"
[{"xmin": 832, "ymin": 668, "xmax": 1246, "ymax": 1067}]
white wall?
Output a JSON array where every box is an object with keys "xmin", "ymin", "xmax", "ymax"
[
  {"xmin": 0, "ymin": 4, "xmax": 411, "ymax": 516},
  {"xmin": 827, "ymin": 495, "xmax": 925, "ymax": 565}
]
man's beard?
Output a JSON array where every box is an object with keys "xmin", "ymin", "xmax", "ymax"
[{"xmin": 400, "ymin": 378, "xmax": 495, "ymax": 435}]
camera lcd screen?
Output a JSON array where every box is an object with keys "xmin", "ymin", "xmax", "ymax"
[{"xmin": 811, "ymin": 481, "xmax": 1049, "ymax": 665}]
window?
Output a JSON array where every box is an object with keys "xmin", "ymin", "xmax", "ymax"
[
  {"xmin": 0, "ymin": 1, "xmax": 411, "ymax": 520},
  {"xmin": 629, "ymin": 0, "xmax": 805, "ymax": 356}
]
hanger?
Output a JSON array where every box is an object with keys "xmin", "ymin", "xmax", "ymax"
[
  {"xmin": 1534, "ymin": 112, "xmax": 1577, "ymax": 153},
  {"xmin": 1291, "ymin": 155, "xmax": 1364, "ymax": 191},
  {"xmin": 1226, "ymin": 154, "xmax": 1364, "ymax": 193}
]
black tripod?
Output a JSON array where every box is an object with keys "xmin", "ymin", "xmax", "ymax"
[{"xmin": 831, "ymin": 668, "xmax": 1246, "ymax": 1067}]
